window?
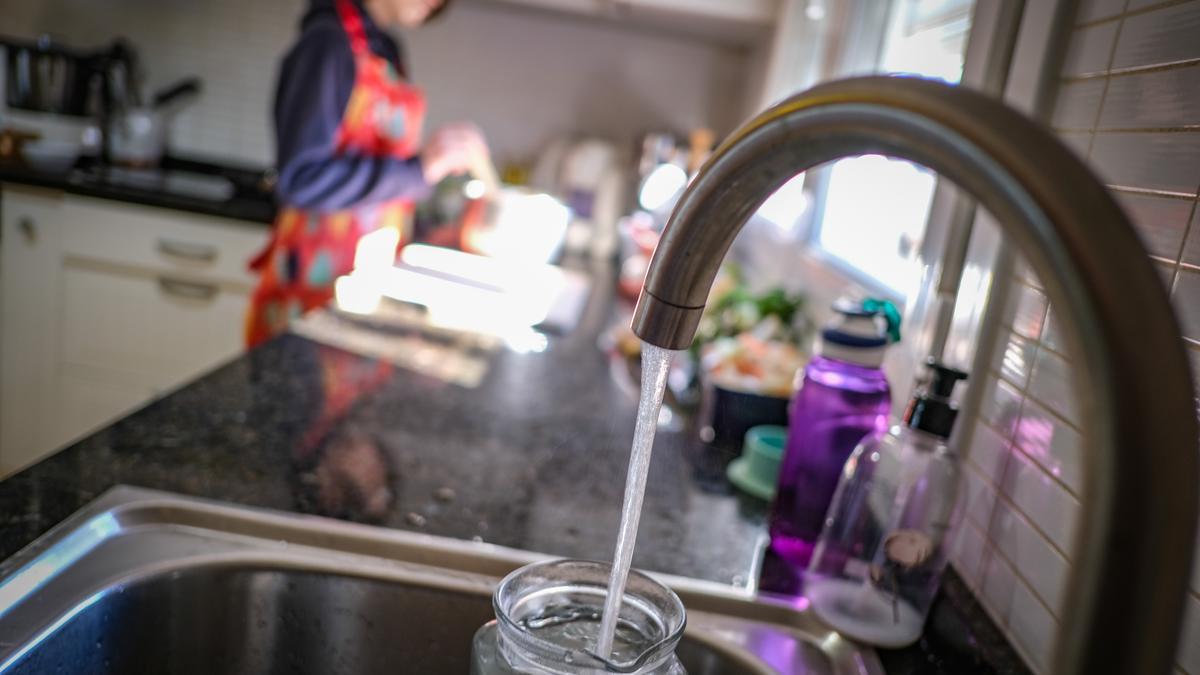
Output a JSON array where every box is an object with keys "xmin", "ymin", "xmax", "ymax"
[
  {"xmin": 817, "ymin": 156, "xmax": 937, "ymax": 294},
  {"xmin": 812, "ymin": 0, "xmax": 974, "ymax": 299}
]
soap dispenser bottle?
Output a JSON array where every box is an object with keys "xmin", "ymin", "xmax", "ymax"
[
  {"xmin": 768, "ymin": 299, "xmax": 897, "ymax": 569},
  {"xmin": 806, "ymin": 359, "xmax": 968, "ymax": 648}
]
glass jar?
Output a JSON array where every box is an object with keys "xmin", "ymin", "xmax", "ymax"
[{"xmin": 470, "ymin": 559, "xmax": 687, "ymax": 674}]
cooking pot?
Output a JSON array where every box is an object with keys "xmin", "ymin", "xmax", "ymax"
[{"xmin": 108, "ymin": 77, "xmax": 201, "ymax": 167}]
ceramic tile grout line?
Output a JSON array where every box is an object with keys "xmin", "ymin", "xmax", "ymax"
[{"xmin": 595, "ymin": 343, "xmax": 676, "ymax": 661}]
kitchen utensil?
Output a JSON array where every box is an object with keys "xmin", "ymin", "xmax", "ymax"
[
  {"xmin": 1, "ymin": 38, "xmax": 128, "ymax": 163},
  {"xmin": 1, "ymin": 36, "xmax": 99, "ymax": 116},
  {"xmin": 2, "ymin": 108, "xmax": 102, "ymax": 158},
  {"xmin": 20, "ymin": 137, "xmax": 82, "ymax": 173},
  {"xmin": 109, "ymin": 77, "xmax": 201, "ymax": 167}
]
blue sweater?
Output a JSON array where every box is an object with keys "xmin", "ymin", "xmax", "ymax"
[{"xmin": 274, "ymin": 0, "xmax": 429, "ymax": 211}]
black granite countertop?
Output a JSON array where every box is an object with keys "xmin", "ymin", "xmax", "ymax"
[
  {"xmin": 0, "ymin": 156, "xmax": 276, "ymax": 224},
  {"xmin": 0, "ymin": 265, "xmax": 1029, "ymax": 674}
]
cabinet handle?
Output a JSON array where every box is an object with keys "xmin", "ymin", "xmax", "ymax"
[
  {"xmin": 157, "ymin": 238, "xmax": 218, "ymax": 263},
  {"xmin": 158, "ymin": 277, "xmax": 219, "ymax": 301},
  {"xmin": 18, "ymin": 217, "xmax": 36, "ymax": 244}
]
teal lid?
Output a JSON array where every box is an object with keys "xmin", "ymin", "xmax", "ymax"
[{"xmin": 726, "ymin": 425, "xmax": 788, "ymax": 501}]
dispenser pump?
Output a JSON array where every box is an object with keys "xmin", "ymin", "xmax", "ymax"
[{"xmin": 903, "ymin": 359, "xmax": 969, "ymax": 439}]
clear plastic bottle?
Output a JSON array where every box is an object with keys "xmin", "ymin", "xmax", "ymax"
[
  {"xmin": 471, "ymin": 559, "xmax": 686, "ymax": 675},
  {"xmin": 768, "ymin": 300, "xmax": 894, "ymax": 569},
  {"xmin": 806, "ymin": 360, "xmax": 968, "ymax": 648}
]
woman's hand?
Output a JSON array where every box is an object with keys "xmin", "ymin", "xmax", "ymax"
[{"xmin": 421, "ymin": 122, "xmax": 491, "ymax": 186}]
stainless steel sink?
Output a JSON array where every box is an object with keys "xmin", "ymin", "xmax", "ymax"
[{"xmin": 0, "ymin": 487, "xmax": 881, "ymax": 674}]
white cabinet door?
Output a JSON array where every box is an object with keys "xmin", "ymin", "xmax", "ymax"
[
  {"xmin": 60, "ymin": 196, "xmax": 267, "ymax": 287},
  {"xmin": 58, "ymin": 260, "xmax": 251, "ymax": 390},
  {"xmin": 0, "ymin": 186, "xmax": 65, "ymax": 474},
  {"xmin": 1, "ymin": 185, "xmax": 267, "ymax": 476}
]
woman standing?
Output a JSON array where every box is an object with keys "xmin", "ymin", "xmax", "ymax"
[{"xmin": 247, "ymin": 0, "xmax": 488, "ymax": 346}]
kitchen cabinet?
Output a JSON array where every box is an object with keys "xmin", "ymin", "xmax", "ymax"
[{"xmin": 0, "ymin": 184, "xmax": 268, "ymax": 473}]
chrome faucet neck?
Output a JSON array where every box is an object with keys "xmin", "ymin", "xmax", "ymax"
[{"xmin": 632, "ymin": 75, "xmax": 1198, "ymax": 675}]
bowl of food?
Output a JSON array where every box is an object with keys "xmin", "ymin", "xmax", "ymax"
[
  {"xmin": 700, "ymin": 334, "xmax": 806, "ymax": 451},
  {"xmin": 604, "ymin": 264, "xmax": 812, "ymax": 441}
]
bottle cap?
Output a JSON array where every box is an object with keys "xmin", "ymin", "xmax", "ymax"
[
  {"xmin": 904, "ymin": 358, "xmax": 969, "ymax": 439},
  {"xmin": 817, "ymin": 298, "xmax": 898, "ymax": 367}
]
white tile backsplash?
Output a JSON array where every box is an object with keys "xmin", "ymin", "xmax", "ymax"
[
  {"xmin": 1028, "ymin": 347, "xmax": 1081, "ymax": 425},
  {"xmin": 1013, "ymin": 397, "xmax": 1084, "ymax": 494},
  {"xmin": 981, "ymin": 549, "xmax": 1019, "ymax": 620},
  {"xmin": 1184, "ymin": 209, "xmax": 1200, "ymax": 267},
  {"xmin": 989, "ymin": 500, "xmax": 1070, "ymax": 611},
  {"xmin": 1008, "ymin": 283, "xmax": 1048, "ymax": 340},
  {"xmin": 1051, "ymin": 79, "xmax": 1106, "ymax": 128},
  {"xmin": 979, "ymin": 376, "xmax": 1024, "ymax": 436},
  {"xmin": 951, "ymin": 518, "xmax": 988, "ymax": 587},
  {"xmin": 955, "ymin": 3, "xmax": 1200, "ymax": 670},
  {"xmin": 994, "ymin": 330, "xmax": 1036, "ymax": 388},
  {"xmin": 963, "ymin": 464, "xmax": 1000, "ymax": 531},
  {"xmin": 968, "ymin": 422, "xmax": 1011, "ymax": 480},
  {"xmin": 1008, "ymin": 580, "xmax": 1058, "ymax": 672},
  {"xmin": 1161, "ymin": 260, "xmax": 1182, "ymax": 288},
  {"xmin": 1089, "ymin": 132, "xmax": 1200, "ymax": 195},
  {"xmin": 1116, "ymin": 192, "xmax": 1194, "ymax": 259},
  {"xmin": 1111, "ymin": 0, "xmax": 1200, "ymax": 71},
  {"xmin": 1057, "ymin": 131, "xmax": 1094, "ymax": 159},
  {"xmin": 1041, "ymin": 306, "xmax": 1065, "ymax": 354},
  {"xmin": 1100, "ymin": 64, "xmax": 1200, "ymax": 129},
  {"xmin": 1076, "ymin": 0, "xmax": 1128, "ymax": 23},
  {"xmin": 1060, "ymin": 21, "xmax": 1119, "ymax": 77},
  {"xmin": 1000, "ymin": 448, "xmax": 1080, "ymax": 552}
]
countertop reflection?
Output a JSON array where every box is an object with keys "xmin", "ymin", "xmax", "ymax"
[{"xmin": 0, "ymin": 264, "xmax": 765, "ymax": 587}]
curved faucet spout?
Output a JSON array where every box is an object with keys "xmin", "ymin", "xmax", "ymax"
[{"xmin": 632, "ymin": 76, "xmax": 1197, "ymax": 675}]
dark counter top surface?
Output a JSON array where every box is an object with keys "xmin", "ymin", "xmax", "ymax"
[
  {"xmin": 0, "ymin": 268, "xmax": 1028, "ymax": 675},
  {"xmin": 0, "ymin": 157, "xmax": 276, "ymax": 224}
]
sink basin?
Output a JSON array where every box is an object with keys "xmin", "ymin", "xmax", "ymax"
[{"xmin": 0, "ymin": 488, "xmax": 881, "ymax": 674}]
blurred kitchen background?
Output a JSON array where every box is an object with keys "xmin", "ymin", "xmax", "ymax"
[
  {"xmin": 3, "ymin": 0, "xmax": 1200, "ymax": 672},
  {"xmin": 2, "ymin": 0, "xmax": 762, "ymax": 169},
  {"xmin": 1, "ymin": 0, "xmax": 976, "ymax": 463}
]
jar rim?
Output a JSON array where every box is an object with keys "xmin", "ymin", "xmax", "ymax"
[{"xmin": 493, "ymin": 559, "xmax": 686, "ymax": 673}]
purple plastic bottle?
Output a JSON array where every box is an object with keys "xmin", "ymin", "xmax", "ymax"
[{"xmin": 768, "ymin": 302, "xmax": 892, "ymax": 569}]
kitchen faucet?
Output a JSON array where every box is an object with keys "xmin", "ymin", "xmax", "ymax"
[{"xmin": 632, "ymin": 76, "xmax": 1198, "ymax": 675}]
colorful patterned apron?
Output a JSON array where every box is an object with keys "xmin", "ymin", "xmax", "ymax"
[{"xmin": 246, "ymin": 0, "xmax": 426, "ymax": 347}]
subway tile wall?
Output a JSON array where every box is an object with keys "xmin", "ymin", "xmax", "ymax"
[
  {"xmin": 0, "ymin": 0, "xmax": 304, "ymax": 165},
  {"xmin": 1, "ymin": 0, "xmax": 750, "ymax": 168},
  {"xmin": 948, "ymin": 0, "xmax": 1200, "ymax": 672}
]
